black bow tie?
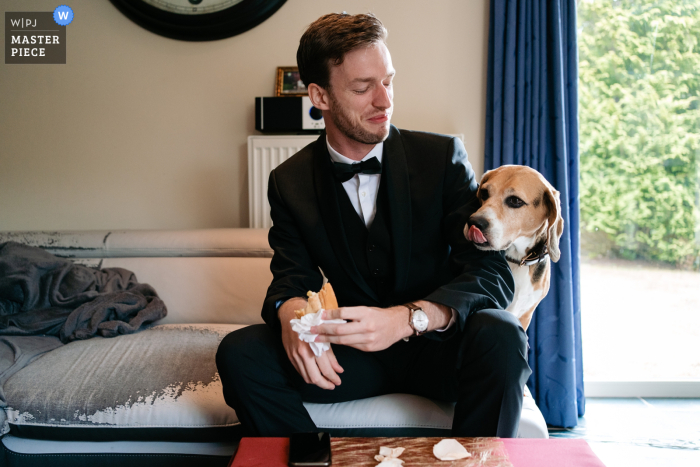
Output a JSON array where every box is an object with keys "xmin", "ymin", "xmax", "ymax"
[{"xmin": 331, "ymin": 157, "xmax": 382, "ymax": 182}]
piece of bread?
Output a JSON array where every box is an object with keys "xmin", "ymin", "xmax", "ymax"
[
  {"xmin": 294, "ymin": 283, "xmax": 338, "ymax": 319},
  {"xmin": 318, "ymin": 283, "xmax": 338, "ymax": 310}
]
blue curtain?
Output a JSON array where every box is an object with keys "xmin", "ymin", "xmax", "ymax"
[{"xmin": 484, "ymin": 0, "xmax": 584, "ymax": 428}]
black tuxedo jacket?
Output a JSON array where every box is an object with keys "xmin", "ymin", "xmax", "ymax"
[{"xmin": 262, "ymin": 125, "xmax": 514, "ymax": 346}]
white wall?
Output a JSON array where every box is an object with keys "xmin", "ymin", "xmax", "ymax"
[{"xmin": 0, "ymin": 0, "xmax": 489, "ymax": 230}]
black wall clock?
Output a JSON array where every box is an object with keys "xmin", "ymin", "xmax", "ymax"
[{"xmin": 109, "ymin": 0, "xmax": 287, "ymax": 41}]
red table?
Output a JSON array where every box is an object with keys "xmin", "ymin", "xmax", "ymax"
[
  {"xmin": 502, "ymin": 439, "xmax": 606, "ymax": 467},
  {"xmin": 229, "ymin": 437, "xmax": 606, "ymax": 467}
]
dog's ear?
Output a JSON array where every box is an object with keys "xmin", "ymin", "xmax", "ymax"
[
  {"xmin": 476, "ymin": 170, "xmax": 493, "ymax": 203},
  {"xmin": 544, "ymin": 185, "xmax": 565, "ymax": 262}
]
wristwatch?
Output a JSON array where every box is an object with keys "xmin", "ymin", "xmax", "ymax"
[{"xmin": 405, "ymin": 302, "xmax": 429, "ymax": 339}]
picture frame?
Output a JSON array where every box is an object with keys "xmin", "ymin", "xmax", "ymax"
[{"xmin": 275, "ymin": 66, "xmax": 308, "ymax": 96}]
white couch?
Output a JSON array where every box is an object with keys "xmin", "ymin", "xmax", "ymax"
[{"xmin": 0, "ymin": 229, "xmax": 547, "ymax": 466}]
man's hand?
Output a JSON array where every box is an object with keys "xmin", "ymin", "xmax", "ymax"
[
  {"xmin": 311, "ymin": 306, "xmax": 408, "ymax": 352},
  {"xmin": 312, "ymin": 301, "xmax": 452, "ymax": 352},
  {"xmin": 279, "ymin": 298, "xmax": 344, "ymax": 390}
]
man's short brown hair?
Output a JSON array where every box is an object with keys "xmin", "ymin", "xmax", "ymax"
[{"xmin": 297, "ymin": 13, "xmax": 388, "ymax": 90}]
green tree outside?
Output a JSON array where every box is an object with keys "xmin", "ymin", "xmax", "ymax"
[{"xmin": 578, "ymin": 0, "xmax": 700, "ymax": 270}]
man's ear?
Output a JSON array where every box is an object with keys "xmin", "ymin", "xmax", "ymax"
[
  {"xmin": 544, "ymin": 185, "xmax": 565, "ymax": 262},
  {"xmin": 307, "ymin": 83, "xmax": 331, "ymax": 111}
]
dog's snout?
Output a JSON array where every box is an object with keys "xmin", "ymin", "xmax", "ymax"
[{"xmin": 469, "ymin": 216, "xmax": 489, "ymax": 232}]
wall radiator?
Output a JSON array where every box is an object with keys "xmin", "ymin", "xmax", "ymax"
[
  {"xmin": 247, "ymin": 133, "xmax": 464, "ymax": 228},
  {"xmin": 248, "ymin": 135, "xmax": 317, "ymax": 228}
]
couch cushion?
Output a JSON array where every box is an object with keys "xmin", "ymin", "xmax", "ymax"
[
  {"xmin": 307, "ymin": 386, "xmax": 548, "ymax": 438},
  {"xmin": 519, "ymin": 387, "xmax": 549, "ymax": 438},
  {"xmin": 99, "ymin": 257, "xmax": 271, "ymax": 325},
  {"xmin": 4, "ymin": 324, "xmax": 244, "ymax": 442},
  {"xmin": 0, "ymin": 229, "xmax": 275, "ymax": 326},
  {"xmin": 307, "ymin": 394, "xmax": 453, "ymax": 437},
  {"xmin": 5, "ymin": 323, "xmax": 548, "ymax": 441},
  {"xmin": 0, "ymin": 229, "xmax": 273, "ymax": 259}
]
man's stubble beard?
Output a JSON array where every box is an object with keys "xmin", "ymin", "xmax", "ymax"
[{"xmin": 328, "ymin": 93, "xmax": 391, "ymax": 145}]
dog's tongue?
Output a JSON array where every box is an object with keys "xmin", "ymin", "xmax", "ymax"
[{"xmin": 468, "ymin": 225, "xmax": 487, "ymax": 244}]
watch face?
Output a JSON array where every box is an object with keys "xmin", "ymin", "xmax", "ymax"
[{"xmin": 412, "ymin": 309, "xmax": 429, "ymax": 332}]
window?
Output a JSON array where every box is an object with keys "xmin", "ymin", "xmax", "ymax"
[{"xmin": 578, "ymin": 0, "xmax": 700, "ymax": 383}]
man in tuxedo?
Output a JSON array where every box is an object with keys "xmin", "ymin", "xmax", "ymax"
[{"xmin": 216, "ymin": 12, "xmax": 530, "ymax": 438}]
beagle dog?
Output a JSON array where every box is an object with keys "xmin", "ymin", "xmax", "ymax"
[{"xmin": 464, "ymin": 165, "xmax": 564, "ymax": 330}]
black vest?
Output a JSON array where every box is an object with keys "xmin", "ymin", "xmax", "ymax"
[{"xmin": 334, "ymin": 176, "xmax": 395, "ymax": 306}]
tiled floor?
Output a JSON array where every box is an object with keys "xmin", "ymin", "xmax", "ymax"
[{"xmin": 548, "ymin": 398, "xmax": 700, "ymax": 466}]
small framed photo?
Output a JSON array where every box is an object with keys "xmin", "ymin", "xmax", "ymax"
[{"xmin": 275, "ymin": 66, "xmax": 307, "ymax": 96}]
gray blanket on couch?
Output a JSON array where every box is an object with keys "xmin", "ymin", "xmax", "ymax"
[{"xmin": 0, "ymin": 241, "xmax": 167, "ymax": 429}]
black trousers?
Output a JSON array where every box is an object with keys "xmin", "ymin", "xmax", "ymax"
[{"xmin": 216, "ymin": 308, "xmax": 530, "ymax": 438}]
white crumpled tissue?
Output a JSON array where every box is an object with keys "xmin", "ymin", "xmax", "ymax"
[
  {"xmin": 433, "ymin": 439, "xmax": 471, "ymax": 460},
  {"xmin": 374, "ymin": 446, "xmax": 405, "ymax": 466},
  {"xmin": 290, "ymin": 310, "xmax": 346, "ymax": 357}
]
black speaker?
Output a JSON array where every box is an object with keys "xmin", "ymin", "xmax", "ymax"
[{"xmin": 255, "ymin": 96, "xmax": 325, "ymax": 133}]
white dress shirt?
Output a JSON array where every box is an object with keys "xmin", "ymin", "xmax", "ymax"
[
  {"xmin": 326, "ymin": 137, "xmax": 456, "ymax": 332},
  {"xmin": 326, "ymin": 139, "xmax": 383, "ymax": 228}
]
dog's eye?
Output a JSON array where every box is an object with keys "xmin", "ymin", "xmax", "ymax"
[
  {"xmin": 479, "ymin": 190, "xmax": 489, "ymax": 201},
  {"xmin": 506, "ymin": 196, "xmax": 526, "ymax": 208}
]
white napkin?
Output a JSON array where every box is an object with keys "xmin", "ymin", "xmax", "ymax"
[
  {"xmin": 375, "ymin": 446, "xmax": 405, "ymax": 466},
  {"xmin": 290, "ymin": 310, "xmax": 346, "ymax": 357},
  {"xmin": 433, "ymin": 439, "xmax": 471, "ymax": 460}
]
